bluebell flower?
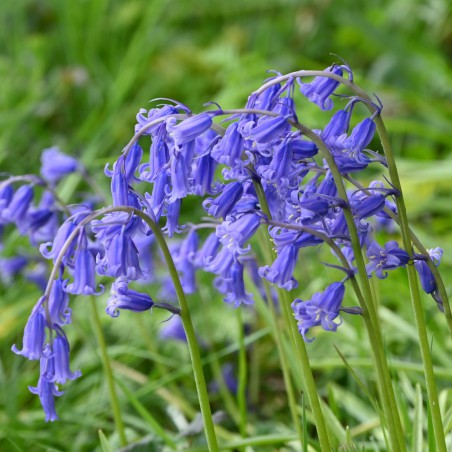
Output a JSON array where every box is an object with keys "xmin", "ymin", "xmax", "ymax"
[
  {"xmin": 194, "ymin": 232, "xmax": 221, "ymax": 269},
  {"xmin": 40, "ymin": 147, "xmax": 79, "ymax": 184},
  {"xmin": 209, "ymin": 363, "xmax": 238, "ymax": 395},
  {"xmin": 292, "ymin": 282, "xmax": 346, "ymax": 341},
  {"xmin": 259, "ymin": 245, "xmax": 299, "ymax": 290},
  {"xmin": 39, "ymin": 220, "xmax": 77, "ymax": 263},
  {"xmin": 248, "ymin": 82, "xmax": 281, "ymax": 111},
  {"xmin": 173, "ymin": 229, "xmax": 198, "ymax": 294},
  {"xmin": 159, "ymin": 315, "xmax": 186, "ymax": 342},
  {"xmin": 211, "ymin": 122, "xmax": 244, "ymax": 167},
  {"xmin": 135, "ymin": 104, "xmax": 180, "ymax": 134},
  {"xmin": 48, "ymin": 277, "xmax": 72, "ymax": 326},
  {"xmin": 343, "ymin": 118, "xmax": 376, "ymax": 155},
  {"xmin": 168, "ymin": 113, "xmax": 213, "ymax": 146},
  {"xmin": 193, "ymin": 153, "xmax": 219, "ymax": 196},
  {"xmin": 148, "ymin": 171, "xmax": 169, "ymax": 221},
  {"xmin": 216, "ymin": 213, "xmax": 261, "ymax": 255},
  {"xmin": 65, "ymin": 245, "xmax": 104, "ymax": 295},
  {"xmin": 27, "ymin": 192, "xmax": 59, "ymax": 244},
  {"xmin": 12, "ymin": 305, "xmax": 47, "ymax": 360},
  {"xmin": 321, "ymin": 109, "xmax": 351, "ymax": 148},
  {"xmin": 366, "ymin": 241, "xmax": 410, "ymax": 279},
  {"xmin": 249, "ymin": 115, "xmax": 290, "ymax": 144},
  {"xmin": 414, "ymin": 259, "xmax": 437, "ymax": 295},
  {"xmin": 0, "ymin": 183, "xmax": 14, "ymax": 222},
  {"xmin": 203, "ymin": 182, "xmax": 244, "ymax": 219},
  {"xmin": 0, "ymin": 255, "xmax": 28, "ymax": 284},
  {"xmin": 110, "ymin": 157, "xmax": 129, "ymax": 206},
  {"xmin": 25, "ymin": 263, "xmax": 48, "ymax": 292},
  {"xmin": 290, "ymin": 138, "xmax": 318, "ymax": 160},
  {"xmin": 206, "ymin": 246, "xmax": 235, "ymax": 276},
  {"xmin": 298, "ymin": 65, "xmax": 344, "ymax": 110},
  {"xmin": 258, "ymin": 138, "xmax": 294, "ymax": 184},
  {"xmin": 221, "ymin": 260, "xmax": 254, "ymax": 307},
  {"xmin": 96, "ymin": 227, "xmax": 143, "ymax": 280},
  {"xmin": 163, "ymin": 199, "xmax": 182, "ymax": 237},
  {"xmin": 351, "ymin": 192, "xmax": 386, "ymax": 220},
  {"xmin": 106, "ymin": 278, "xmax": 154, "ymax": 317},
  {"xmin": 1, "ymin": 184, "xmax": 34, "ymax": 233},
  {"xmin": 50, "ymin": 330, "xmax": 82, "ymax": 384},
  {"xmin": 145, "ymin": 125, "xmax": 170, "ymax": 181},
  {"xmin": 168, "ymin": 152, "xmax": 192, "ymax": 202},
  {"xmin": 28, "ymin": 373, "xmax": 63, "ymax": 422}
]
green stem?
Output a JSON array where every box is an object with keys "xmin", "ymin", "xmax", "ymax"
[
  {"xmin": 254, "ymin": 180, "xmax": 331, "ymax": 451},
  {"xmin": 374, "ymin": 118, "xmax": 447, "ymax": 451},
  {"xmin": 90, "ymin": 296, "xmax": 127, "ymax": 447},
  {"xmin": 55, "ymin": 206, "xmax": 219, "ymax": 451},
  {"xmin": 260, "ymin": 254, "xmax": 305, "ymax": 448},
  {"xmin": 236, "ymin": 308, "xmax": 248, "ymax": 439},
  {"xmin": 146, "ymin": 217, "xmax": 220, "ymax": 452},
  {"xmin": 291, "ymin": 124, "xmax": 406, "ymax": 451}
]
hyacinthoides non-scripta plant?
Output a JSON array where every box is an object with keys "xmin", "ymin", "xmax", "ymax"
[{"xmin": 4, "ymin": 61, "xmax": 451, "ymax": 451}]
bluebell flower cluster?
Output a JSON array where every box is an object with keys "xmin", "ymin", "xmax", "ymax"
[{"xmin": 4, "ymin": 65, "xmax": 446, "ymax": 421}]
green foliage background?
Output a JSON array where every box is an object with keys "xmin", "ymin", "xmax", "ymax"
[{"xmin": 1, "ymin": 0, "xmax": 451, "ymax": 450}]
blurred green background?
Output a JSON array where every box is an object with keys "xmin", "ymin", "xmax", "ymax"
[{"xmin": 1, "ymin": 0, "xmax": 452, "ymax": 450}]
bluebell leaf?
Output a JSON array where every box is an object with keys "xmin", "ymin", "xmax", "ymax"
[
  {"xmin": 40, "ymin": 147, "xmax": 79, "ymax": 184},
  {"xmin": 12, "ymin": 304, "xmax": 47, "ymax": 360},
  {"xmin": 106, "ymin": 278, "xmax": 154, "ymax": 317}
]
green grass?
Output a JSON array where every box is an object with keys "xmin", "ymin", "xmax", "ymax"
[{"xmin": 1, "ymin": 0, "xmax": 452, "ymax": 450}]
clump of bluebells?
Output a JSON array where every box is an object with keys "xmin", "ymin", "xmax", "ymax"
[{"xmin": 2, "ymin": 63, "xmax": 447, "ymax": 426}]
